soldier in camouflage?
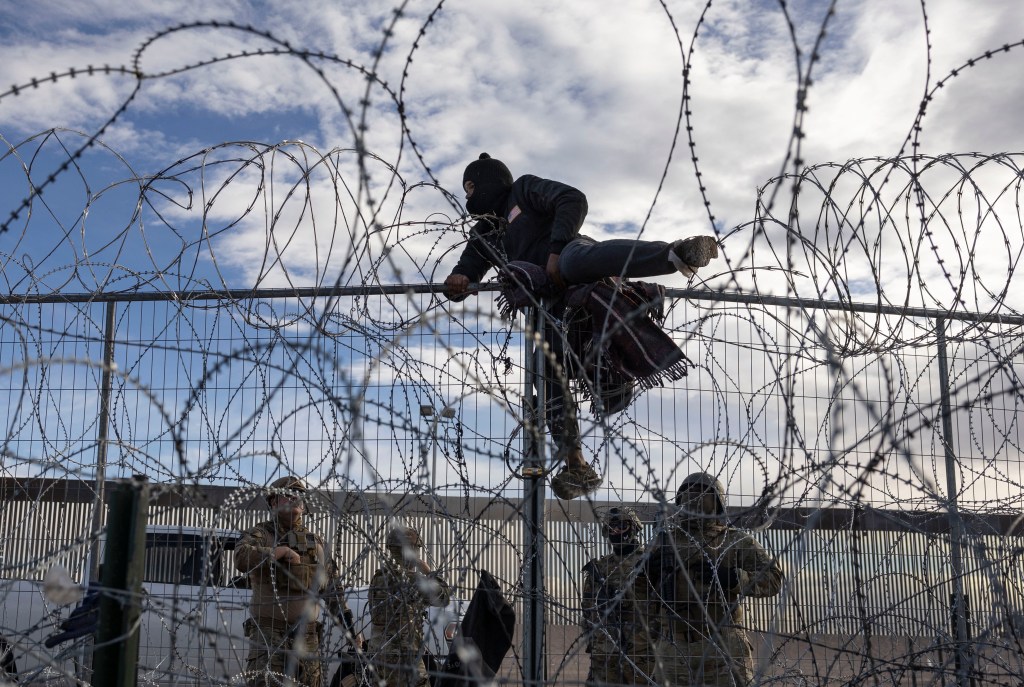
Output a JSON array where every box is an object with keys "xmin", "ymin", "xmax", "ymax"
[
  {"xmin": 368, "ymin": 525, "xmax": 451, "ymax": 687},
  {"xmin": 581, "ymin": 507, "xmax": 659, "ymax": 686},
  {"xmin": 650, "ymin": 473, "xmax": 783, "ymax": 687},
  {"xmin": 235, "ymin": 476, "xmax": 362, "ymax": 687}
]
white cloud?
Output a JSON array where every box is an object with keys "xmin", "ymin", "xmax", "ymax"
[{"xmin": 2, "ymin": 0, "xmax": 1022, "ymax": 302}]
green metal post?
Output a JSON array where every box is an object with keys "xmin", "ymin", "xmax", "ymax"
[
  {"xmin": 93, "ymin": 476, "xmax": 149, "ymax": 687},
  {"xmin": 936, "ymin": 317, "xmax": 971, "ymax": 687},
  {"xmin": 522, "ymin": 305, "xmax": 547, "ymax": 687},
  {"xmin": 88, "ymin": 300, "xmax": 117, "ymax": 584}
]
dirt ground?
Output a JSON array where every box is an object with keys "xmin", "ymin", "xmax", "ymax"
[{"xmin": 489, "ymin": 626, "xmax": 1017, "ymax": 685}]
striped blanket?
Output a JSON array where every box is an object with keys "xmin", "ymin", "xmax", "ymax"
[{"xmin": 496, "ymin": 261, "xmax": 692, "ymax": 416}]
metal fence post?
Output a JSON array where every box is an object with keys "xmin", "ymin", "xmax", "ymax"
[
  {"xmin": 522, "ymin": 305, "xmax": 547, "ymax": 687},
  {"xmin": 88, "ymin": 300, "xmax": 117, "ymax": 584},
  {"xmin": 77, "ymin": 300, "xmax": 117, "ymax": 680},
  {"xmin": 936, "ymin": 317, "xmax": 972, "ymax": 687},
  {"xmin": 93, "ymin": 475, "xmax": 150, "ymax": 687}
]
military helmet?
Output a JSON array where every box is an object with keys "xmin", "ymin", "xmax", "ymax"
[
  {"xmin": 601, "ymin": 506, "xmax": 642, "ymax": 541},
  {"xmin": 675, "ymin": 472, "xmax": 726, "ymax": 513},
  {"xmin": 267, "ymin": 475, "xmax": 307, "ymax": 506},
  {"xmin": 269, "ymin": 475, "xmax": 307, "ymax": 491},
  {"xmin": 386, "ymin": 525, "xmax": 423, "ymax": 551}
]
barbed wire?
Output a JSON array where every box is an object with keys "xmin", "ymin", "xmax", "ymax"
[{"xmin": 1, "ymin": 1, "xmax": 1023, "ymax": 685}]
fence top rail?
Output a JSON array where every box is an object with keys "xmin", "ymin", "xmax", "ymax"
[{"xmin": 0, "ymin": 283, "xmax": 1020, "ymax": 326}]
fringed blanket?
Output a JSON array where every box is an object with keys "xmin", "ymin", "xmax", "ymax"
[{"xmin": 497, "ymin": 261, "xmax": 692, "ymax": 416}]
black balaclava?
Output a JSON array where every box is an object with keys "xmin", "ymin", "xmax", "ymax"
[
  {"xmin": 610, "ymin": 531, "xmax": 639, "ymax": 556},
  {"xmin": 463, "ymin": 152, "xmax": 513, "ymax": 217},
  {"xmin": 606, "ymin": 507, "xmax": 641, "ymax": 556}
]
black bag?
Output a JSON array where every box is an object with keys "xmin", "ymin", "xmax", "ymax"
[{"xmin": 436, "ymin": 570, "xmax": 515, "ymax": 687}]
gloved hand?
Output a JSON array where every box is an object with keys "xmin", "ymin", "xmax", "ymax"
[
  {"xmin": 719, "ymin": 565, "xmax": 740, "ymax": 590},
  {"xmin": 689, "ymin": 560, "xmax": 740, "ymax": 590}
]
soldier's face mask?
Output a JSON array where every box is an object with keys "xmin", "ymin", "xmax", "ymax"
[
  {"xmin": 607, "ymin": 524, "xmax": 637, "ymax": 544},
  {"xmin": 271, "ymin": 493, "xmax": 305, "ymax": 519},
  {"xmin": 607, "ymin": 523, "xmax": 639, "ymax": 554},
  {"xmin": 610, "ymin": 539, "xmax": 638, "ymax": 556},
  {"xmin": 390, "ymin": 543, "xmax": 421, "ymax": 565},
  {"xmin": 678, "ymin": 486, "xmax": 719, "ymax": 517}
]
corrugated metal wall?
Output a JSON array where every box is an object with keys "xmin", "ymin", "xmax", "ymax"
[{"xmin": 5, "ymin": 497, "xmax": 1020, "ymax": 640}]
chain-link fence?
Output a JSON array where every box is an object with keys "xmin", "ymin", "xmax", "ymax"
[{"xmin": 1, "ymin": 284, "xmax": 1021, "ymax": 685}]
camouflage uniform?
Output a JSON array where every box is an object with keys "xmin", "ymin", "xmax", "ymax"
[
  {"xmin": 235, "ymin": 477, "xmax": 356, "ymax": 687},
  {"xmin": 651, "ymin": 473, "xmax": 783, "ymax": 687},
  {"xmin": 368, "ymin": 526, "xmax": 451, "ymax": 687},
  {"xmin": 581, "ymin": 511, "xmax": 659, "ymax": 687}
]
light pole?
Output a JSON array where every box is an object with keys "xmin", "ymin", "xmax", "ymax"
[
  {"xmin": 420, "ymin": 404, "xmax": 456, "ymax": 567},
  {"xmin": 419, "ymin": 404, "xmax": 456, "ymax": 495}
]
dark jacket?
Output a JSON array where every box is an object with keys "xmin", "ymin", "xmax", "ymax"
[{"xmin": 452, "ymin": 174, "xmax": 589, "ymax": 281}]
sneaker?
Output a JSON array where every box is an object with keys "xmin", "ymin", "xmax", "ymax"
[
  {"xmin": 550, "ymin": 463, "xmax": 602, "ymax": 500},
  {"xmin": 669, "ymin": 236, "xmax": 719, "ymax": 276}
]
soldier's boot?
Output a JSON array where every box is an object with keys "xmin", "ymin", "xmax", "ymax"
[{"xmin": 550, "ymin": 449, "xmax": 602, "ymax": 499}]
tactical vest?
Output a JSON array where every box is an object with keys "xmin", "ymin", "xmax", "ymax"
[
  {"xmin": 584, "ymin": 551, "xmax": 655, "ymax": 657},
  {"xmin": 370, "ymin": 565, "xmax": 426, "ymax": 646},
  {"xmin": 270, "ymin": 526, "xmax": 322, "ymax": 594},
  {"xmin": 663, "ymin": 528, "xmax": 743, "ymax": 636}
]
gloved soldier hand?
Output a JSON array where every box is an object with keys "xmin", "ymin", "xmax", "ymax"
[
  {"xmin": 689, "ymin": 559, "xmax": 718, "ymax": 584},
  {"xmin": 689, "ymin": 560, "xmax": 741, "ymax": 590},
  {"xmin": 648, "ymin": 543, "xmax": 677, "ymax": 579},
  {"xmin": 272, "ymin": 546, "xmax": 301, "ymax": 564},
  {"xmin": 718, "ymin": 565, "xmax": 741, "ymax": 590}
]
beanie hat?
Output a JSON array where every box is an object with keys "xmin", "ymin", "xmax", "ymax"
[
  {"xmin": 463, "ymin": 152, "xmax": 513, "ymax": 188},
  {"xmin": 463, "ymin": 153, "xmax": 513, "ymax": 217}
]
